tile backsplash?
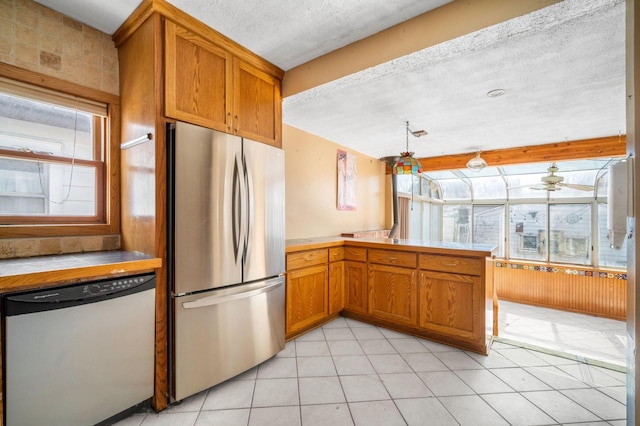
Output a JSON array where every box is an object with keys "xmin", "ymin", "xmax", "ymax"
[
  {"xmin": 0, "ymin": 235, "xmax": 121, "ymax": 259},
  {"xmin": 0, "ymin": 0, "xmax": 119, "ymax": 95}
]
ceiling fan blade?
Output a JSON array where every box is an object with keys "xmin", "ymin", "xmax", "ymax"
[{"xmin": 557, "ymin": 183, "xmax": 594, "ymax": 191}]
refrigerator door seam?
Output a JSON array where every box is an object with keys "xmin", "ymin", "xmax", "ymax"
[{"xmin": 181, "ymin": 279, "xmax": 283, "ymax": 309}]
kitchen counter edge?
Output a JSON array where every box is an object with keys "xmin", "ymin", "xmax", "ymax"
[{"xmin": 0, "ymin": 251, "xmax": 162, "ymax": 292}]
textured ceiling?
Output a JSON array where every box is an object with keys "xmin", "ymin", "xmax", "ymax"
[{"xmin": 33, "ymin": 0, "xmax": 626, "ymax": 162}]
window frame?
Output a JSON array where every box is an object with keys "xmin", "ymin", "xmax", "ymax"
[{"xmin": 0, "ymin": 63, "xmax": 120, "ymax": 237}]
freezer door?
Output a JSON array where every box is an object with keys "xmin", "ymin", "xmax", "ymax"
[
  {"xmin": 172, "ymin": 277, "xmax": 285, "ymax": 401},
  {"xmin": 242, "ymin": 139, "xmax": 285, "ymax": 282},
  {"xmin": 172, "ymin": 122, "xmax": 242, "ymax": 294}
]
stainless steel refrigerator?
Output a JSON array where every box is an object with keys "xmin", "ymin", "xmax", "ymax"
[{"xmin": 167, "ymin": 121, "xmax": 285, "ymax": 402}]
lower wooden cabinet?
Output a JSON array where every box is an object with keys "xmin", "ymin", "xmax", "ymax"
[
  {"xmin": 328, "ymin": 261, "xmax": 345, "ymax": 315},
  {"xmin": 286, "ymin": 264, "xmax": 328, "ymax": 335},
  {"xmin": 344, "ymin": 261, "xmax": 368, "ymax": 314},
  {"xmin": 368, "ymin": 264, "xmax": 417, "ymax": 326},
  {"xmin": 418, "ymin": 270, "xmax": 482, "ymax": 343}
]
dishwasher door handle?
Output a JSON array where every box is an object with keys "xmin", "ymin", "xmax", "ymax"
[{"xmin": 182, "ymin": 279, "xmax": 283, "ymax": 309}]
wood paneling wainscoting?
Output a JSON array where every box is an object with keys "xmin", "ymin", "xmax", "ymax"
[{"xmin": 494, "ymin": 261, "xmax": 626, "ymax": 321}]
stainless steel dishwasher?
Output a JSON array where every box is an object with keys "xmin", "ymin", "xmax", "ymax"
[{"xmin": 2, "ymin": 273, "xmax": 156, "ymax": 426}]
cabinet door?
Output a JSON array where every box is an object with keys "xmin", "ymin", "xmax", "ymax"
[
  {"xmin": 165, "ymin": 20, "xmax": 232, "ymax": 132},
  {"xmin": 419, "ymin": 271, "xmax": 482, "ymax": 342},
  {"xmin": 344, "ymin": 261, "xmax": 367, "ymax": 314},
  {"xmin": 233, "ymin": 58, "xmax": 281, "ymax": 147},
  {"xmin": 328, "ymin": 261, "xmax": 345, "ymax": 315},
  {"xmin": 286, "ymin": 264, "xmax": 328, "ymax": 335},
  {"xmin": 368, "ymin": 264, "xmax": 417, "ymax": 325}
]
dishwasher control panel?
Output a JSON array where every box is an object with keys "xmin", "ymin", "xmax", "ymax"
[{"xmin": 3, "ymin": 273, "xmax": 156, "ymax": 315}]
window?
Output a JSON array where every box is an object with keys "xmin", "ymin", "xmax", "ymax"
[
  {"xmin": 0, "ymin": 69, "xmax": 119, "ymax": 236},
  {"xmin": 473, "ymin": 205, "xmax": 505, "ymax": 257},
  {"xmin": 509, "ymin": 204, "xmax": 546, "ymax": 262}
]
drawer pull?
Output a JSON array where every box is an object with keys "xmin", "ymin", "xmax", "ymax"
[
  {"xmin": 386, "ymin": 257, "xmax": 398, "ymax": 261},
  {"xmin": 442, "ymin": 262, "xmax": 458, "ymax": 266}
]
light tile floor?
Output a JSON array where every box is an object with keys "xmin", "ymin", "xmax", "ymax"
[
  {"xmin": 498, "ymin": 300, "xmax": 627, "ymax": 370},
  {"xmin": 116, "ymin": 313, "xmax": 627, "ymax": 426}
]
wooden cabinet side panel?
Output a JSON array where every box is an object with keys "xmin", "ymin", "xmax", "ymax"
[
  {"xmin": 344, "ymin": 261, "xmax": 368, "ymax": 314},
  {"xmin": 368, "ymin": 264, "xmax": 417, "ymax": 325},
  {"xmin": 165, "ymin": 21, "xmax": 231, "ymax": 132},
  {"xmin": 286, "ymin": 265, "xmax": 329, "ymax": 334},
  {"xmin": 418, "ymin": 271, "xmax": 480, "ymax": 341},
  {"xmin": 329, "ymin": 261, "xmax": 345, "ymax": 315}
]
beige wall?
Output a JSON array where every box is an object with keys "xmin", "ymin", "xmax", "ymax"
[
  {"xmin": 0, "ymin": 0, "xmax": 119, "ymax": 95},
  {"xmin": 284, "ymin": 124, "xmax": 387, "ymax": 239}
]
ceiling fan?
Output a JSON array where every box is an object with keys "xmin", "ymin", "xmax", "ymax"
[{"xmin": 529, "ymin": 163, "xmax": 594, "ymax": 192}]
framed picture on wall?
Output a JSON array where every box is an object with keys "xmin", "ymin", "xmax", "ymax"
[{"xmin": 337, "ymin": 149, "xmax": 356, "ymax": 211}]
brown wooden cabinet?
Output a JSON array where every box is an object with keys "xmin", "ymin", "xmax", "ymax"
[
  {"xmin": 165, "ymin": 21, "xmax": 282, "ymax": 147},
  {"xmin": 344, "ymin": 260, "xmax": 367, "ymax": 314},
  {"xmin": 368, "ymin": 264, "xmax": 417, "ymax": 326},
  {"xmin": 328, "ymin": 247, "xmax": 345, "ymax": 315},
  {"xmin": 286, "ymin": 264, "xmax": 328, "ymax": 335},
  {"xmin": 418, "ymin": 253, "xmax": 486, "ymax": 350}
]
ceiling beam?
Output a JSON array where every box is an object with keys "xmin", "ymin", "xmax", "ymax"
[
  {"xmin": 415, "ymin": 135, "xmax": 626, "ymax": 172},
  {"xmin": 282, "ymin": 0, "xmax": 561, "ymax": 97}
]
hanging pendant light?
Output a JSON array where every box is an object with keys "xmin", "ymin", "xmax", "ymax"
[
  {"xmin": 466, "ymin": 151, "xmax": 487, "ymax": 172},
  {"xmin": 393, "ymin": 121, "xmax": 424, "ymax": 175}
]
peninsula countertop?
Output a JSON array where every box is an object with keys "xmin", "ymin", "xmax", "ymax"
[
  {"xmin": 286, "ymin": 236, "xmax": 496, "ymax": 257},
  {"xmin": 0, "ymin": 251, "xmax": 162, "ymax": 292}
]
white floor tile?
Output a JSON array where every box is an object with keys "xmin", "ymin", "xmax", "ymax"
[
  {"xmin": 401, "ymin": 352, "xmax": 449, "ymax": 372},
  {"xmin": 521, "ymin": 390, "xmax": 600, "ymax": 424},
  {"xmin": 140, "ymin": 412, "xmax": 199, "ymax": 426},
  {"xmin": 345, "ymin": 318, "xmax": 374, "ymax": 328},
  {"xmin": 297, "ymin": 356, "xmax": 337, "ymax": 377},
  {"xmin": 394, "ymin": 397, "xmax": 458, "ymax": 426},
  {"xmin": 299, "ymin": 376, "xmax": 346, "ymax": 405},
  {"xmin": 295, "ymin": 328, "xmax": 325, "ymax": 342},
  {"xmin": 322, "ymin": 317, "xmax": 350, "ymax": 328},
  {"xmin": 417, "ymin": 371, "xmax": 475, "ymax": 397},
  {"xmin": 348, "ymin": 400, "xmax": 405, "ymax": 426},
  {"xmin": 419, "ymin": 338, "xmax": 460, "ymax": 352},
  {"xmin": 367, "ymin": 353, "xmax": 413, "ymax": 374},
  {"xmin": 340, "ymin": 374, "xmax": 390, "ymax": 402},
  {"xmin": 465, "ymin": 351, "xmax": 517, "ymax": 369},
  {"xmin": 557, "ymin": 363, "xmax": 626, "ymax": 387},
  {"xmin": 257, "ymin": 357, "xmax": 297, "ymax": 379},
  {"xmin": 333, "ymin": 355, "xmax": 376, "ymax": 375},
  {"xmin": 248, "ymin": 406, "xmax": 301, "ymax": 426},
  {"xmin": 524, "ymin": 366, "xmax": 590, "ymax": 389},
  {"xmin": 598, "ymin": 385, "xmax": 627, "ymax": 404},
  {"xmin": 481, "ymin": 392, "xmax": 555, "ymax": 425},
  {"xmin": 252, "ymin": 378, "xmax": 299, "ymax": 407},
  {"xmin": 561, "ymin": 388, "xmax": 627, "ymax": 421},
  {"xmin": 232, "ymin": 367, "xmax": 258, "ymax": 381},
  {"xmin": 295, "ymin": 341, "xmax": 331, "ymax": 357},
  {"xmin": 276, "ymin": 342, "xmax": 297, "ymax": 358},
  {"xmin": 489, "ymin": 368, "xmax": 552, "ymax": 392},
  {"xmin": 434, "ymin": 351, "xmax": 484, "ymax": 370},
  {"xmin": 300, "ymin": 404, "xmax": 354, "ymax": 426},
  {"xmin": 202, "ymin": 379, "xmax": 255, "ymax": 410},
  {"xmin": 164, "ymin": 389, "xmax": 208, "ymax": 412},
  {"xmin": 439, "ymin": 395, "xmax": 509, "ymax": 426},
  {"xmin": 379, "ymin": 372, "xmax": 433, "ymax": 398},
  {"xmin": 378, "ymin": 326, "xmax": 411, "ymax": 339},
  {"xmin": 389, "ymin": 338, "xmax": 429, "ymax": 353},
  {"xmin": 454, "ymin": 369, "xmax": 513, "ymax": 394},
  {"xmin": 328, "ymin": 340, "xmax": 365, "ymax": 356},
  {"xmin": 350, "ymin": 326, "xmax": 385, "ymax": 340},
  {"xmin": 359, "ymin": 339, "xmax": 397, "ymax": 355},
  {"xmin": 324, "ymin": 327, "xmax": 357, "ymax": 340},
  {"xmin": 494, "ymin": 348, "xmax": 550, "ymax": 367},
  {"xmin": 195, "ymin": 409, "xmax": 250, "ymax": 426},
  {"xmin": 113, "ymin": 413, "xmax": 146, "ymax": 426}
]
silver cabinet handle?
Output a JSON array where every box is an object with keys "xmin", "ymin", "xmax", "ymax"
[{"xmin": 183, "ymin": 279, "xmax": 283, "ymax": 309}]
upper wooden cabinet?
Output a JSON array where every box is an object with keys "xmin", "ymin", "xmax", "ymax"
[
  {"xmin": 165, "ymin": 20, "xmax": 232, "ymax": 133},
  {"xmin": 164, "ymin": 21, "xmax": 282, "ymax": 147}
]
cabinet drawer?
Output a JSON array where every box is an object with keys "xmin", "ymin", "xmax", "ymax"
[
  {"xmin": 344, "ymin": 247, "xmax": 367, "ymax": 262},
  {"xmin": 329, "ymin": 247, "xmax": 344, "ymax": 262},
  {"xmin": 287, "ymin": 249, "xmax": 328, "ymax": 270},
  {"xmin": 419, "ymin": 254, "xmax": 482, "ymax": 276},
  {"xmin": 368, "ymin": 249, "xmax": 416, "ymax": 268}
]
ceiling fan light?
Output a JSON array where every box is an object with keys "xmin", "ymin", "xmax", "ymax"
[{"xmin": 466, "ymin": 152, "xmax": 487, "ymax": 172}]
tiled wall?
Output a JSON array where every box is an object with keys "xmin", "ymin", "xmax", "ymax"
[
  {"xmin": 0, "ymin": 0, "xmax": 119, "ymax": 95},
  {"xmin": 0, "ymin": 235, "xmax": 121, "ymax": 259},
  {"xmin": 0, "ymin": 0, "xmax": 121, "ymax": 258}
]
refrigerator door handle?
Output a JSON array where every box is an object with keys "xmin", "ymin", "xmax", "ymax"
[
  {"xmin": 242, "ymin": 152, "xmax": 254, "ymax": 263},
  {"xmin": 181, "ymin": 279, "xmax": 283, "ymax": 309},
  {"xmin": 232, "ymin": 153, "xmax": 243, "ymax": 264}
]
